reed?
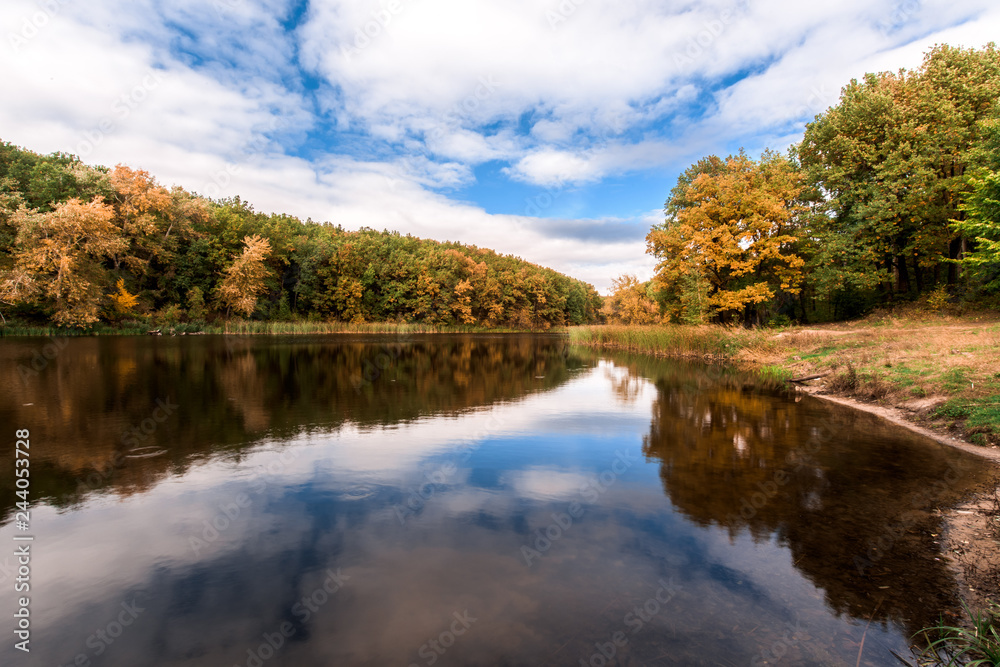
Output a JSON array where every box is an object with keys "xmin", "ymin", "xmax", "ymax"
[{"xmin": 568, "ymin": 324, "xmax": 766, "ymax": 360}]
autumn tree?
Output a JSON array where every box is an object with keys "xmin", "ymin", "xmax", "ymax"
[
  {"xmin": 0, "ymin": 141, "xmax": 602, "ymax": 329},
  {"xmin": 105, "ymin": 278, "xmax": 139, "ymax": 321},
  {"xmin": 647, "ymin": 150, "xmax": 806, "ymax": 324},
  {"xmin": 215, "ymin": 234, "xmax": 273, "ymax": 317},
  {"xmin": 108, "ymin": 165, "xmax": 172, "ymax": 274},
  {"xmin": 0, "ymin": 198, "xmax": 125, "ymax": 326},
  {"xmin": 600, "ymin": 274, "xmax": 659, "ymax": 324}
]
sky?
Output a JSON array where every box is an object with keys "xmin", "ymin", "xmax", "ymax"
[{"xmin": 1, "ymin": 0, "xmax": 998, "ymax": 293}]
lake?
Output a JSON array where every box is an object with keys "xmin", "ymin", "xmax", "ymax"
[{"xmin": 0, "ymin": 334, "xmax": 991, "ymax": 666}]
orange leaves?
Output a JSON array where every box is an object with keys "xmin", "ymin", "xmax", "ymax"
[
  {"xmin": 648, "ymin": 151, "xmax": 806, "ymax": 318},
  {"xmin": 109, "ymin": 165, "xmax": 171, "ymax": 245},
  {"xmin": 214, "ymin": 234, "xmax": 274, "ymax": 317},
  {"xmin": 1, "ymin": 198, "xmax": 125, "ymax": 326},
  {"xmin": 601, "ymin": 274, "xmax": 659, "ymax": 325}
]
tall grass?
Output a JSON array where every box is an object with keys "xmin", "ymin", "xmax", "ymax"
[
  {"xmin": 0, "ymin": 320, "xmax": 548, "ymax": 337},
  {"xmin": 916, "ymin": 602, "xmax": 1000, "ymax": 666},
  {"xmin": 569, "ymin": 324, "xmax": 766, "ymax": 359}
]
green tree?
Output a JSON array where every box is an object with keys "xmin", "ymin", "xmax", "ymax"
[
  {"xmin": 797, "ymin": 43, "xmax": 1000, "ymax": 299},
  {"xmin": 186, "ymin": 286, "xmax": 207, "ymax": 321}
]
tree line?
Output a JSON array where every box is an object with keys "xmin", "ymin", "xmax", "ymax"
[
  {"xmin": 0, "ymin": 144, "xmax": 602, "ymax": 329},
  {"xmin": 603, "ymin": 43, "xmax": 1000, "ymax": 325}
]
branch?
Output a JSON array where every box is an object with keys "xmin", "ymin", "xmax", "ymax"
[{"xmin": 786, "ymin": 372, "xmax": 831, "ymax": 384}]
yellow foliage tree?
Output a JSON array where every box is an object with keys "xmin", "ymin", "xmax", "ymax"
[
  {"xmin": 0, "ymin": 198, "xmax": 125, "ymax": 326},
  {"xmin": 600, "ymin": 274, "xmax": 659, "ymax": 324},
  {"xmin": 215, "ymin": 235, "xmax": 273, "ymax": 317},
  {"xmin": 106, "ymin": 278, "xmax": 139, "ymax": 321},
  {"xmin": 647, "ymin": 150, "xmax": 805, "ymax": 323},
  {"xmin": 108, "ymin": 165, "xmax": 172, "ymax": 272}
]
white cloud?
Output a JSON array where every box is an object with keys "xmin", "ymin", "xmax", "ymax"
[{"xmin": 2, "ymin": 0, "xmax": 998, "ymax": 292}]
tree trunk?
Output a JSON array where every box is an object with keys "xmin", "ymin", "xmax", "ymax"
[
  {"xmin": 896, "ymin": 254, "xmax": 911, "ymax": 294},
  {"xmin": 948, "ymin": 238, "xmax": 962, "ymax": 284}
]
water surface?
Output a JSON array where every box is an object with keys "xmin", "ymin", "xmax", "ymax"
[{"xmin": 0, "ymin": 335, "xmax": 992, "ymax": 666}]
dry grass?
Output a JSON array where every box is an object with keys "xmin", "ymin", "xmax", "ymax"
[{"xmin": 750, "ymin": 317, "xmax": 1000, "ymax": 445}]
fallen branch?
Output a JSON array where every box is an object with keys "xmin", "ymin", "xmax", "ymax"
[{"xmin": 786, "ymin": 372, "xmax": 831, "ymax": 384}]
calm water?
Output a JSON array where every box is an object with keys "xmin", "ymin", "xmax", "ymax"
[{"xmin": 0, "ymin": 334, "xmax": 993, "ymax": 666}]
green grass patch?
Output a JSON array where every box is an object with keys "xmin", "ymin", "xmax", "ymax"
[
  {"xmin": 941, "ymin": 367, "xmax": 972, "ymax": 392},
  {"xmin": 934, "ymin": 395, "xmax": 1000, "ymax": 434},
  {"xmin": 794, "ymin": 346, "xmax": 841, "ymax": 362}
]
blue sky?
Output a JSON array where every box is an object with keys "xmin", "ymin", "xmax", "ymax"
[{"xmin": 2, "ymin": 0, "xmax": 998, "ymax": 291}]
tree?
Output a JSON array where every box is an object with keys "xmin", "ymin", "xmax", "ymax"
[
  {"xmin": 0, "ymin": 198, "xmax": 125, "ymax": 326},
  {"xmin": 647, "ymin": 150, "xmax": 806, "ymax": 324},
  {"xmin": 797, "ymin": 43, "xmax": 1000, "ymax": 298},
  {"xmin": 106, "ymin": 278, "xmax": 139, "ymax": 321},
  {"xmin": 108, "ymin": 165, "xmax": 172, "ymax": 274},
  {"xmin": 954, "ymin": 170, "xmax": 1000, "ymax": 290},
  {"xmin": 215, "ymin": 234, "xmax": 273, "ymax": 317},
  {"xmin": 600, "ymin": 274, "xmax": 659, "ymax": 324},
  {"xmin": 186, "ymin": 286, "xmax": 207, "ymax": 321}
]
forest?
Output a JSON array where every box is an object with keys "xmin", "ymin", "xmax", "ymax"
[
  {"xmin": 0, "ymin": 145, "xmax": 602, "ymax": 330},
  {"xmin": 603, "ymin": 43, "xmax": 1000, "ymax": 326}
]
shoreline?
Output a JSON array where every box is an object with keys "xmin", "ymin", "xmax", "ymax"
[
  {"xmin": 795, "ymin": 385, "xmax": 1000, "ymax": 614},
  {"xmin": 795, "ymin": 385, "xmax": 1000, "ymax": 464}
]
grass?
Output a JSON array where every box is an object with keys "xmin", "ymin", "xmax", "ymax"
[
  {"xmin": 568, "ymin": 323, "xmax": 768, "ymax": 359},
  {"xmin": 0, "ymin": 319, "xmax": 547, "ymax": 337},
  {"xmin": 915, "ymin": 602, "xmax": 1000, "ymax": 666}
]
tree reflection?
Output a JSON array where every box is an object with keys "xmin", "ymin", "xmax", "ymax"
[
  {"xmin": 624, "ymin": 354, "xmax": 991, "ymax": 635},
  {"xmin": 0, "ymin": 335, "xmax": 582, "ymax": 517}
]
